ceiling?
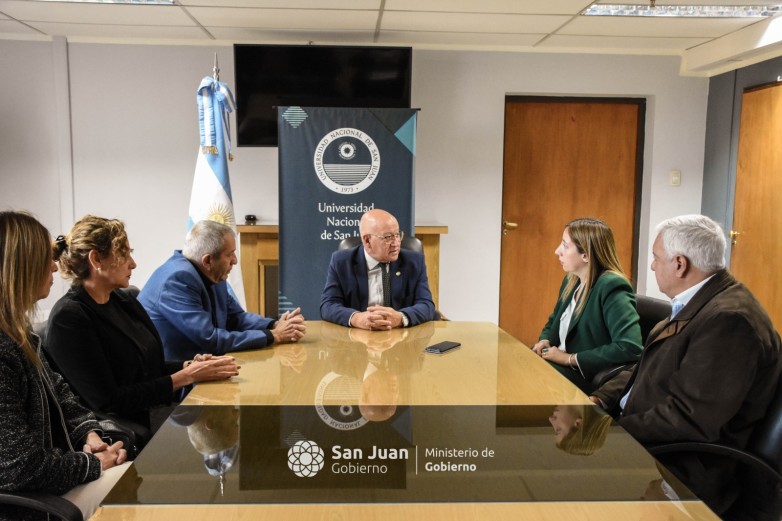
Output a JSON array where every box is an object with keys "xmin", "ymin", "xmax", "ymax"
[{"xmin": 2, "ymin": 0, "xmax": 782, "ymax": 75}]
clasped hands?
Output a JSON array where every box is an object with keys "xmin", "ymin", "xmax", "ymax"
[
  {"xmin": 351, "ymin": 306, "xmax": 404, "ymax": 330},
  {"xmin": 83, "ymin": 430, "xmax": 127, "ymax": 471},
  {"xmin": 274, "ymin": 344, "xmax": 307, "ymax": 373},
  {"xmin": 182, "ymin": 353, "xmax": 241, "ymax": 385},
  {"xmin": 530, "ymin": 339, "xmax": 569, "ymax": 365},
  {"xmin": 272, "ymin": 307, "xmax": 306, "ymax": 344}
]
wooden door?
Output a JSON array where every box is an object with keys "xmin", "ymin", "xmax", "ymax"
[
  {"xmin": 731, "ymin": 83, "xmax": 782, "ymax": 330},
  {"xmin": 499, "ymin": 98, "xmax": 642, "ymax": 346}
]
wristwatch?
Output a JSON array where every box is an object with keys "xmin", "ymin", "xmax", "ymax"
[{"xmin": 400, "ymin": 312, "xmax": 409, "ymax": 328}]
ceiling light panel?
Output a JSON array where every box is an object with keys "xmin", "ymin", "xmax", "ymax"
[
  {"xmin": 585, "ymin": 3, "xmax": 782, "ymax": 16},
  {"xmin": 385, "ymin": 0, "xmax": 593, "ymax": 15},
  {"xmin": 33, "ymin": 0, "xmax": 175, "ymax": 4},
  {"xmin": 0, "ymin": 0, "xmax": 190, "ymax": 25}
]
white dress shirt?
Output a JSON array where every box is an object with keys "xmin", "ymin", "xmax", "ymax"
[{"xmin": 364, "ymin": 250, "xmax": 385, "ymax": 307}]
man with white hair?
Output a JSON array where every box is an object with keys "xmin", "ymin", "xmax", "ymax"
[
  {"xmin": 140, "ymin": 220, "xmax": 306, "ymax": 360},
  {"xmin": 592, "ymin": 214, "xmax": 781, "ymax": 516}
]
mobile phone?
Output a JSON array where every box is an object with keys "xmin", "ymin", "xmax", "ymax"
[{"xmin": 425, "ymin": 341, "xmax": 461, "ymax": 354}]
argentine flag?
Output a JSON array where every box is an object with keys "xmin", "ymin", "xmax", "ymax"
[{"xmin": 187, "ymin": 76, "xmax": 246, "ymax": 308}]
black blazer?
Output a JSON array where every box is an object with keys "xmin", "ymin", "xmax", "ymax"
[{"xmin": 45, "ymin": 286, "xmax": 181, "ymax": 428}]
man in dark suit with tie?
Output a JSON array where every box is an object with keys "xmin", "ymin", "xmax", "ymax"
[
  {"xmin": 320, "ymin": 209, "xmax": 436, "ymax": 330},
  {"xmin": 591, "ymin": 214, "xmax": 781, "ymax": 517}
]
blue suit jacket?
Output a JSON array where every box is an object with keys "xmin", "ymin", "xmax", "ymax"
[
  {"xmin": 320, "ymin": 245, "xmax": 436, "ymax": 327},
  {"xmin": 138, "ymin": 251, "xmax": 274, "ymax": 360}
]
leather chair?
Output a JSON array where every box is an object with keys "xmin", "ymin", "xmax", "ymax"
[
  {"xmin": 0, "ymin": 491, "xmax": 82, "ymax": 521},
  {"xmin": 337, "ymin": 235, "xmax": 423, "ymax": 253},
  {"xmin": 648, "ymin": 377, "xmax": 782, "ymax": 521},
  {"xmin": 591, "ymin": 294, "xmax": 672, "ymax": 390},
  {"xmin": 636, "ymin": 294, "xmax": 672, "ymax": 343},
  {"xmin": 335, "ymin": 235, "xmax": 446, "ymax": 319}
]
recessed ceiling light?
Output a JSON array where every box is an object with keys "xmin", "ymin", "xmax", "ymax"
[
  {"xmin": 35, "ymin": 0, "xmax": 176, "ymax": 4},
  {"xmin": 583, "ymin": 4, "xmax": 782, "ymax": 17}
]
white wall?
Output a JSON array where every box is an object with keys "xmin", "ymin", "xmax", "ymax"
[
  {"xmin": 0, "ymin": 40, "xmax": 708, "ymax": 322},
  {"xmin": 0, "ymin": 39, "xmax": 73, "ymax": 314},
  {"xmin": 411, "ymin": 51, "xmax": 708, "ymax": 319}
]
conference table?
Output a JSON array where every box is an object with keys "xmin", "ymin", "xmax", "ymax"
[{"xmin": 91, "ymin": 321, "xmax": 718, "ymax": 520}]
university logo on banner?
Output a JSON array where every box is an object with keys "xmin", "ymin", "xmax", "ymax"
[
  {"xmin": 313, "ymin": 128, "xmax": 381, "ymax": 194},
  {"xmin": 278, "ymin": 107, "xmax": 417, "ymax": 318}
]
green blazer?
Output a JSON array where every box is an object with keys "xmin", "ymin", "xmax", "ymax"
[{"xmin": 539, "ymin": 272, "xmax": 642, "ymax": 392}]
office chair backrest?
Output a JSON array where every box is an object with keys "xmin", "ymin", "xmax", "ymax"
[
  {"xmin": 337, "ymin": 236, "xmax": 361, "ymax": 250},
  {"xmin": 337, "ymin": 235, "xmax": 423, "ymax": 253},
  {"xmin": 749, "ymin": 375, "xmax": 782, "ymax": 475},
  {"xmin": 636, "ymin": 294, "xmax": 672, "ymax": 344},
  {"xmin": 592, "ymin": 294, "xmax": 671, "ymax": 391}
]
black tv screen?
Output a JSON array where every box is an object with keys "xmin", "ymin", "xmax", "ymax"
[{"xmin": 234, "ymin": 44, "xmax": 412, "ymax": 147}]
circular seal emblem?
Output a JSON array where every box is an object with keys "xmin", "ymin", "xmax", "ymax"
[
  {"xmin": 287, "ymin": 440, "xmax": 325, "ymax": 477},
  {"xmin": 313, "ymin": 128, "xmax": 381, "ymax": 194},
  {"xmin": 314, "ymin": 372, "xmax": 369, "ymax": 431}
]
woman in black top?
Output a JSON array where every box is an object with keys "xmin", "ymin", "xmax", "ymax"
[{"xmin": 46, "ymin": 215, "xmax": 239, "ymax": 432}]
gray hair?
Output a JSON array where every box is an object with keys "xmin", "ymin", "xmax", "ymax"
[
  {"xmin": 183, "ymin": 220, "xmax": 234, "ymax": 263},
  {"xmin": 655, "ymin": 214, "xmax": 727, "ymax": 273}
]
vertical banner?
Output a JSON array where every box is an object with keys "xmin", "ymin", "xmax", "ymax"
[{"xmin": 278, "ymin": 106, "xmax": 417, "ymax": 318}]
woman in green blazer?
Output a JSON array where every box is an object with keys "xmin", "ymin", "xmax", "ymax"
[{"xmin": 532, "ymin": 218, "xmax": 642, "ymax": 394}]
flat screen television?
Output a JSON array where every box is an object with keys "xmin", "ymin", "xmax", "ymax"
[{"xmin": 234, "ymin": 44, "xmax": 412, "ymax": 147}]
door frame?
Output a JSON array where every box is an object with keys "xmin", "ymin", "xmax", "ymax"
[{"xmin": 701, "ymin": 54, "xmax": 782, "ymax": 264}]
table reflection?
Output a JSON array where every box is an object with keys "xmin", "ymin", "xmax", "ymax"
[
  {"xmin": 314, "ymin": 323, "xmax": 432, "ymax": 424},
  {"xmin": 549, "ymin": 405, "xmax": 612, "ymax": 456},
  {"xmin": 169, "ymin": 406, "xmax": 241, "ymax": 494},
  {"xmin": 104, "ymin": 403, "xmax": 699, "ymax": 507}
]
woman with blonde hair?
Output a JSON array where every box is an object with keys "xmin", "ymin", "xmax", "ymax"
[
  {"xmin": 549, "ymin": 405, "xmax": 613, "ymax": 456},
  {"xmin": 0, "ymin": 211, "xmax": 127, "ymax": 520},
  {"xmin": 532, "ymin": 218, "xmax": 642, "ymax": 393},
  {"xmin": 46, "ymin": 215, "xmax": 240, "ymax": 436}
]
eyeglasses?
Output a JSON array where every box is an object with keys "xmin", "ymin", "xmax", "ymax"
[{"xmin": 368, "ymin": 231, "xmax": 404, "ymax": 244}]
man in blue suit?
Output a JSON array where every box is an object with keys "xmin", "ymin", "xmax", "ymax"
[
  {"xmin": 139, "ymin": 220, "xmax": 306, "ymax": 360},
  {"xmin": 320, "ymin": 209, "xmax": 436, "ymax": 330}
]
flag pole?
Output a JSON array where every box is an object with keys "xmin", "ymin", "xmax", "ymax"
[{"xmin": 212, "ymin": 53, "xmax": 219, "ymax": 82}]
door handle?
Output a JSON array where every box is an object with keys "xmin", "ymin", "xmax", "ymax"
[
  {"xmin": 502, "ymin": 221, "xmax": 518, "ymax": 236},
  {"xmin": 729, "ymin": 230, "xmax": 741, "ymax": 246}
]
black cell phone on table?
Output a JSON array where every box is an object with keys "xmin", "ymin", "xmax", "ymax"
[{"xmin": 425, "ymin": 341, "xmax": 461, "ymax": 354}]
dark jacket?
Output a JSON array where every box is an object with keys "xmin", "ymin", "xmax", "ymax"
[
  {"xmin": 320, "ymin": 245, "xmax": 436, "ymax": 327},
  {"xmin": 539, "ymin": 272, "xmax": 643, "ymax": 393},
  {"xmin": 593, "ymin": 270, "xmax": 782, "ymax": 514},
  {"xmin": 0, "ymin": 332, "xmax": 102, "ymax": 521},
  {"xmin": 46, "ymin": 286, "xmax": 181, "ymax": 429}
]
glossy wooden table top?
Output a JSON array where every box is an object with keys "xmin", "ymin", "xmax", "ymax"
[
  {"xmin": 92, "ymin": 501, "xmax": 717, "ymax": 520},
  {"xmin": 94, "ymin": 403, "xmax": 716, "ymax": 521},
  {"xmin": 90, "ymin": 322, "xmax": 718, "ymax": 521},
  {"xmin": 182, "ymin": 321, "xmax": 593, "ymax": 407}
]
